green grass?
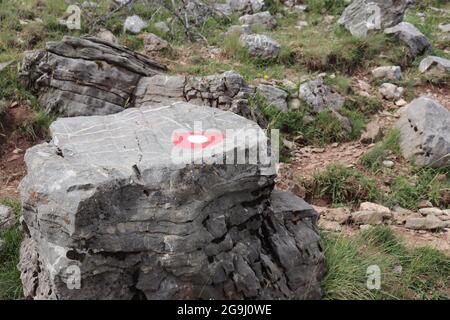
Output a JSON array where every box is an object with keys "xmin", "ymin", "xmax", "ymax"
[
  {"xmin": 0, "ymin": 63, "xmax": 53, "ymax": 140},
  {"xmin": 361, "ymin": 129, "xmax": 401, "ymax": 173},
  {"xmin": 383, "ymin": 167, "xmax": 450, "ymax": 210},
  {"xmin": 252, "ymin": 94, "xmax": 365, "ymax": 146},
  {"xmin": 306, "ymin": 164, "xmax": 379, "ymax": 206},
  {"xmin": 0, "ymin": 199, "xmax": 23, "ymax": 300},
  {"xmin": 322, "ymin": 226, "xmax": 450, "ymax": 299}
]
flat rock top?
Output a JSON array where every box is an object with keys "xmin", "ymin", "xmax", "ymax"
[{"xmin": 48, "ymin": 102, "xmax": 266, "ymax": 170}]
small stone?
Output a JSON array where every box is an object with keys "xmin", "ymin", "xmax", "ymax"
[
  {"xmin": 382, "ymin": 160, "xmax": 395, "ymax": 168},
  {"xmin": 154, "ymin": 21, "xmax": 170, "ymax": 34},
  {"xmin": 360, "ymin": 121, "xmax": 383, "ymax": 144},
  {"xmin": 299, "ymin": 78, "xmax": 345, "ymax": 113},
  {"xmin": 359, "ymin": 202, "xmax": 391, "ymax": 214},
  {"xmin": 405, "ymin": 214, "xmax": 447, "ymax": 230},
  {"xmin": 359, "ymin": 224, "xmax": 372, "ymax": 231},
  {"xmin": 240, "ymin": 34, "xmax": 281, "ymax": 60},
  {"xmin": 379, "ymin": 83, "xmax": 404, "ymax": 100},
  {"xmin": 395, "ymin": 99, "xmax": 407, "ymax": 106},
  {"xmin": 439, "ymin": 23, "xmax": 450, "ymax": 33},
  {"xmin": 95, "ymin": 29, "xmax": 118, "ymax": 45},
  {"xmin": 239, "ymin": 11, "xmax": 277, "ymax": 30},
  {"xmin": 293, "ymin": 5, "xmax": 308, "ymax": 12},
  {"xmin": 143, "ymin": 33, "xmax": 169, "ymax": 52},
  {"xmin": 226, "ymin": 24, "xmax": 252, "ymax": 36},
  {"xmin": 290, "ymin": 98, "xmax": 301, "ymax": 110},
  {"xmin": 418, "ymin": 200, "xmax": 433, "ymax": 209},
  {"xmin": 371, "ymin": 66, "xmax": 402, "ymax": 80},
  {"xmin": 324, "ymin": 207, "xmax": 351, "ymax": 224},
  {"xmin": 393, "ymin": 265, "xmax": 403, "ymax": 274},
  {"xmin": 124, "ymin": 15, "xmax": 148, "ymax": 34},
  {"xmin": 352, "ymin": 210, "xmax": 386, "ymax": 225},
  {"xmin": 319, "ymin": 220, "xmax": 342, "ymax": 232},
  {"xmin": 384, "ymin": 22, "xmax": 431, "ymax": 57},
  {"xmin": 296, "ymin": 21, "xmax": 308, "ymax": 30},
  {"xmin": 392, "ymin": 206, "xmax": 414, "ymax": 224},
  {"xmin": 418, "ymin": 207, "xmax": 443, "ymax": 216},
  {"xmin": 256, "ymin": 84, "xmax": 288, "ymax": 112},
  {"xmin": 418, "ymin": 56, "xmax": 450, "ymax": 73}
]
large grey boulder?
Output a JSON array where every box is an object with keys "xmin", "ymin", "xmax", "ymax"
[
  {"xmin": 256, "ymin": 84, "xmax": 288, "ymax": 112},
  {"xmin": 239, "ymin": 11, "xmax": 277, "ymax": 30},
  {"xmin": 384, "ymin": 22, "xmax": 431, "ymax": 56},
  {"xmin": 19, "ymin": 36, "xmax": 167, "ymax": 117},
  {"xmin": 396, "ymin": 96, "xmax": 450, "ymax": 168},
  {"xmin": 134, "ymin": 71, "xmax": 268, "ymax": 128},
  {"xmin": 419, "ymin": 56, "xmax": 450, "ymax": 74},
  {"xmin": 240, "ymin": 34, "xmax": 281, "ymax": 61},
  {"xmin": 338, "ymin": 0, "xmax": 412, "ymax": 37},
  {"xmin": 18, "ymin": 103, "xmax": 324, "ymax": 299},
  {"xmin": 299, "ymin": 78, "xmax": 345, "ymax": 113}
]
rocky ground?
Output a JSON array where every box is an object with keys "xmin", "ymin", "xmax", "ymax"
[{"xmin": 0, "ymin": 0, "xmax": 449, "ymax": 300}]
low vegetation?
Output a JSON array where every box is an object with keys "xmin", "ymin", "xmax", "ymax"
[
  {"xmin": 0, "ymin": 199, "xmax": 22, "ymax": 300},
  {"xmin": 322, "ymin": 226, "xmax": 450, "ymax": 299}
]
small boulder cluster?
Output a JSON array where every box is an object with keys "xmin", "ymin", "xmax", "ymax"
[{"xmin": 316, "ymin": 202, "xmax": 450, "ymax": 233}]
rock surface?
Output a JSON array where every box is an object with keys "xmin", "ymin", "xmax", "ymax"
[
  {"xmin": 19, "ymin": 36, "xmax": 167, "ymax": 117},
  {"xmin": 256, "ymin": 84, "xmax": 288, "ymax": 112},
  {"xmin": 299, "ymin": 78, "xmax": 345, "ymax": 113},
  {"xmin": 405, "ymin": 215, "xmax": 447, "ymax": 230},
  {"xmin": 419, "ymin": 56, "xmax": 450, "ymax": 73},
  {"xmin": 240, "ymin": 34, "xmax": 281, "ymax": 60},
  {"xmin": 0, "ymin": 204, "xmax": 15, "ymax": 230},
  {"xmin": 360, "ymin": 121, "xmax": 383, "ymax": 144},
  {"xmin": 379, "ymin": 83, "xmax": 404, "ymax": 100},
  {"xmin": 239, "ymin": 11, "xmax": 277, "ymax": 30},
  {"xmin": 384, "ymin": 22, "xmax": 431, "ymax": 56},
  {"xmin": 371, "ymin": 66, "xmax": 402, "ymax": 80},
  {"xmin": 134, "ymin": 71, "xmax": 268, "ymax": 128},
  {"xmin": 229, "ymin": 0, "xmax": 265, "ymax": 14},
  {"xmin": 396, "ymin": 96, "xmax": 450, "ymax": 168},
  {"xmin": 338, "ymin": 0, "xmax": 412, "ymax": 37},
  {"xmin": 143, "ymin": 33, "xmax": 169, "ymax": 53},
  {"xmin": 18, "ymin": 103, "xmax": 325, "ymax": 300},
  {"xmin": 95, "ymin": 29, "xmax": 119, "ymax": 45},
  {"xmin": 19, "ymin": 37, "xmax": 267, "ymax": 126},
  {"xmin": 124, "ymin": 15, "xmax": 148, "ymax": 34}
]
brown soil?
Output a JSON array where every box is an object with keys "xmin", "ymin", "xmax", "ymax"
[{"xmin": 0, "ymin": 103, "xmax": 38, "ymax": 199}]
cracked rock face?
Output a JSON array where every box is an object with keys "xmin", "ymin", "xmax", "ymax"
[
  {"xmin": 19, "ymin": 37, "xmax": 268, "ymax": 126},
  {"xmin": 396, "ymin": 96, "xmax": 450, "ymax": 168},
  {"xmin": 338, "ymin": 0, "xmax": 412, "ymax": 37},
  {"xmin": 134, "ymin": 71, "xmax": 268, "ymax": 128},
  {"xmin": 19, "ymin": 36, "xmax": 167, "ymax": 117},
  {"xmin": 19, "ymin": 103, "xmax": 324, "ymax": 299}
]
